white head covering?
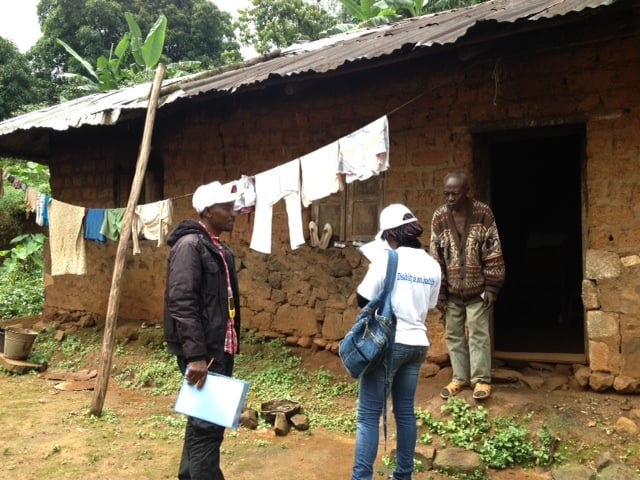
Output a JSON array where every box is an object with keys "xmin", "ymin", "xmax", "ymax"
[
  {"xmin": 375, "ymin": 203, "xmax": 417, "ymax": 239},
  {"xmin": 192, "ymin": 181, "xmax": 239, "ymax": 214}
]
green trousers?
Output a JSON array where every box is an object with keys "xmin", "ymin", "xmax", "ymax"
[{"xmin": 445, "ymin": 300, "xmax": 492, "ymax": 385}]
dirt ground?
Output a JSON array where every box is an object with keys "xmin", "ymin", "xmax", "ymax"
[{"xmin": 1, "ymin": 319, "xmax": 640, "ymax": 480}]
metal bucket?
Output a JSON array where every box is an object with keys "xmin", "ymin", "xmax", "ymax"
[{"xmin": 4, "ymin": 328, "xmax": 38, "ymax": 360}]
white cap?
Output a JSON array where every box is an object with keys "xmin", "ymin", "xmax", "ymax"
[
  {"xmin": 192, "ymin": 181, "xmax": 239, "ymax": 214},
  {"xmin": 375, "ymin": 203, "xmax": 417, "ymax": 239}
]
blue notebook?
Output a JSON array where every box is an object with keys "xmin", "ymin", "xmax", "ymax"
[{"xmin": 174, "ymin": 372, "xmax": 250, "ymax": 430}]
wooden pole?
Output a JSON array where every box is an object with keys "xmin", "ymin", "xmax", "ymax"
[{"xmin": 90, "ymin": 64, "xmax": 166, "ymax": 416}]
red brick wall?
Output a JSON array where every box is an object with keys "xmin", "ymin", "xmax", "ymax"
[{"xmin": 45, "ymin": 10, "xmax": 640, "ymax": 380}]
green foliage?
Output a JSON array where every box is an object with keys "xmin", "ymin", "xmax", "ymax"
[
  {"xmin": 133, "ymin": 0, "xmax": 241, "ymax": 68},
  {"xmin": 441, "ymin": 398, "xmax": 491, "ymax": 450},
  {"xmin": 0, "ymin": 268, "xmax": 44, "ymax": 320},
  {"xmin": 0, "ymin": 188, "xmax": 26, "ymax": 248},
  {"xmin": 0, "ymin": 161, "xmax": 49, "ymax": 319},
  {"xmin": 424, "ymin": 0, "xmax": 488, "ymax": 13},
  {"xmin": 30, "ymin": 329, "xmax": 102, "ymax": 369},
  {"xmin": 126, "ymin": 12, "xmax": 166, "ymax": 70},
  {"xmin": 0, "ymin": 233, "xmax": 46, "ymax": 319},
  {"xmin": 237, "ymin": 0, "xmax": 340, "ymax": 55},
  {"xmin": 238, "ymin": 338, "xmax": 358, "ymax": 432},
  {"xmin": 0, "ymin": 160, "xmax": 50, "ymax": 194},
  {"xmin": 57, "ymin": 13, "xmax": 169, "ymax": 94},
  {"xmin": 481, "ymin": 419, "xmax": 534, "ymax": 469},
  {"xmin": 114, "ymin": 347, "xmax": 183, "ymax": 396},
  {"xmin": 0, "ymin": 37, "xmax": 37, "ymax": 121},
  {"xmin": 335, "ymin": 0, "xmax": 490, "ymax": 30},
  {"xmin": 135, "ymin": 413, "xmax": 186, "ymax": 440},
  {"xmin": 30, "ymin": 0, "xmax": 240, "ymax": 105},
  {"xmin": 0, "ymin": 233, "xmax": 45, "ymax": 275},
  {"xmin": 338, "ymin": 0, "xmax": 398, "ymax": 26},
  {"xmin": 416, "ymin": 398, "xmax": 563, "ymax": 471},
  {"xmin": 22, "ymin": 329, "xmax": 360, "ymax": 435}
]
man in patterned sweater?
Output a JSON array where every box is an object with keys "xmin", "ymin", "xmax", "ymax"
[{"xmin": 429, "ymin": 172, "xmax": 505, "ymax": 400}]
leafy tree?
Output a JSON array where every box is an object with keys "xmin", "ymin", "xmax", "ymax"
[
  {"xmin": 0, "ymin": 38, "xmax": 37, "ymax": 121},
  {"xmin": 422, "ymin": 0, "xmax": 488, "ymax": 13},
  {"xmin": 336, "ymin": 0, "xmax": 489, "ymax": 29},
  {"xmin": 0, "ymin": 160, "xmax": 50, "ymax": 253},
  {"xmin": 0, "ymin": 160, "xmax": 50, "ymax": 195},
  {"xmin": 237, "ymin": 0, "xmax": 341, "ymax": 55},
  {"xmin": 337, "ymin": 0, "xmax": 398, "ymax": 27},
  {"xmin": 133, "ymin": 0, "xmax": 241, "ymax": 67},
  {"xmin": 57, "ymin": 13, "xmax": 169, "ymax": 94},
  {"xmin": 28, "ymin": 0, "xmax": 241, "ymax": 104}
]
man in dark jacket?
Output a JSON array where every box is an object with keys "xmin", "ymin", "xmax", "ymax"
[{"xmin": 164, "ymin": 180, "xmax": 241, "ymax": 480}]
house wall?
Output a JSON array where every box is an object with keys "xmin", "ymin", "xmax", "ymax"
[{"xmin": 45, "ymin": 9, "xmax": 640, "ymax": 390}]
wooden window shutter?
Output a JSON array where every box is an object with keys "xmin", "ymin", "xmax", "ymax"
[
  {"xmin": 311, "ymin": 175, "xmax": 384, "ymax": 242},
  {"xmin": 347, "ymin": 175, "xmax": 384, "ymax": 241}
]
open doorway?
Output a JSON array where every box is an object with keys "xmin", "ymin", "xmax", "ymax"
[{"xmin": 477, "ymin": 127, "xmax": 586, "ymax": 363}]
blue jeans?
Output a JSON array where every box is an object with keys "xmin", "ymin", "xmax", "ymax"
[{"xmin": 351, "ymin": 343, "xmax": 428, "ymax": 480}]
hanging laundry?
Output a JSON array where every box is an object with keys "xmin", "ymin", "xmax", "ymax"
[
  {"xmin": 84, "ymin": 209, "xmax": 107, "ymax": 244},
  {"xmin": 250, "ymin": 159, "xmax": 305, "ymax": 254},
  {"xmin": 39, "ymin": 194, "xmax": 52, "ymax": 227},
  {"xmin": 131, "ymin": 199, "xmax": 173, "ymax": 255},
  {"xmin": 24, "ymin": 187, "xmax": 39, "ymax": 218},
  {"xmin": 233, "ymin": 175, "xmax": 257, "ymax": 214},
  {"xmin": 100, "ymin": 208, "xmax": 126, "ymax": 242},
  {"xmin": 337, "ymin": 115, "xmax": 389, "ymax": 184},
  {"xmin": 11, "ymin": 176, "xmax": 26, "ymax": 191},
  {"xmin": 48, "ymin": 199, "xmax": 87, "ymax": 276},
  {"xmin": 300, "ymin": 140, "xmax": 341, "ymax": 207}
]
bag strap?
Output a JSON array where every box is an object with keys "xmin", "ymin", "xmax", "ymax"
[
  {"xmin": 381, "ymin": 248, "xmax": 398, "ymax": 297},
  {"xmin": 381, "ymin": 248, "xmax": 398, "ymax": 450}
]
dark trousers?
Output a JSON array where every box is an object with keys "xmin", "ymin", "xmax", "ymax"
[
  {"xmin": 177, "ymin": 355, "xmax": 233, "ymax": 480},
  {"xmin": 178, "ymin": 416, "xmax": 225, "ymax": 480}
]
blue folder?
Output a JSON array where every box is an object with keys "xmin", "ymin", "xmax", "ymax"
[{"xmin": 174, "ymin": 372, "xmax": 250, "ymax": 430}]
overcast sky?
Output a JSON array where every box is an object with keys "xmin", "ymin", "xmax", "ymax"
[{"xmin": 0, "ymin": 0, "xmax": 251, "ymax": 53}]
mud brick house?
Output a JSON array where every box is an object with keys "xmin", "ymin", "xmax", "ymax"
[{"xmin": 0, "ymin": 0, "xmax": 639, "ymax": 392}]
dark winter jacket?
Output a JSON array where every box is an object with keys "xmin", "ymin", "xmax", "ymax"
[{"xmin": 163, "ymin": 220, "xmax": 241, "ymax": 368}]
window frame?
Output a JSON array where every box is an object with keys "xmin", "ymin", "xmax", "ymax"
[{"xmin": 311, "ymin": 174, "xmax": 385, "ymax": 243}]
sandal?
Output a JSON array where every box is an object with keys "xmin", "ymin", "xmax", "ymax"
[
  {"xmin": 440, "ymin": 381, "xmax": 465, "ymax": 399},
  {"xmin": 309, "ymin": 221, "xmax": 319, "ymax": 247},
  {"xmin": 473, "ymin": 383, "xmax": 491, "ymax": 400},
  {"xmin": 319, "ymin": 223, "xmax": 333, "ymax": 250}
]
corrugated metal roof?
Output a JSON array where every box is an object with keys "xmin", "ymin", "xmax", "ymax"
[{"xmin": 0, "ymin": 0, "xmax": 618, "ymax": 141}]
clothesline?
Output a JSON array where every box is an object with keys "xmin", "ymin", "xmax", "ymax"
[{"xmin": 2, "ymin": 112, "xmax": 397, "ymax": 276}]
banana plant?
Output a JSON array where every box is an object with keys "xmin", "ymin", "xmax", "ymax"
[
  {"xmin": 379, "ymin": 0, "xmax": 427, "ymax": 16},
  {"xmin": 57, "ymin": 34, "xmax": 130, "ymax": 92},
  {"xmin": 339, "ymin": 0, "xmax": 382, "ymax": 21},
  {"xmin": 57, "ymin": 13, "xmax": 167, "ymax": 92},
  {"xmin": 0, "ymin": 233, "xmax": 46, "ymax": 276},
  {"xmin": 337, "ymin": 0, "xmax": 399, "ymax": 27},
  {"xmin": 125, "ymin": 12, "xmax": 167, "ymax": 80},
  {"xmin": 336, "ymin": 0, "xmax": 484, "ymax": 30}
]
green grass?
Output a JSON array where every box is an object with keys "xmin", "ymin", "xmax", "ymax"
[
  {"xmin": 416, "ymin": 397, "xmax": 563, "ymax": 471},
  {"xmin": 3, "ymin": 314, "xmax": 618, "ymax": 479},
  {"xmin": 234, "ymin": 336, "xmax": 359, "ymax": 432}
]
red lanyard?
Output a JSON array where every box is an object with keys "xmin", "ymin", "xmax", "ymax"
[
  {"xmin": 200, "ymin": 222, "xmax": 238, "ymax": 354},
  {"xmin": 200, "ymin": 222, "xmax": 235, "ymax": 318}
]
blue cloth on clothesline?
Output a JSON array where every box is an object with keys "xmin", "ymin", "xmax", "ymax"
[{"xmin": 84, "ymin": 209, "xmax": 107, "ymax": 244}]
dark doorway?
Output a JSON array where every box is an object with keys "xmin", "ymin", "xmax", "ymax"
[{"xmin": 480, "ymin": 127, "xmax": 585, "ymax": 361}]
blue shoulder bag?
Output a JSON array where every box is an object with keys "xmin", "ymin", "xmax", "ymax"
[{"xmin": 339, "ymin": 249, "xmax": 398, "ymax": 379}]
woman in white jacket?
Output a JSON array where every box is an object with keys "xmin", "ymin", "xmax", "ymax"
[{"xmin": 351, "ymin": 204, "xmax": 442, "ymax": 480}]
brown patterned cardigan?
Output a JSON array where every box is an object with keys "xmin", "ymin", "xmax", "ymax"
[{"xmin": 429, "ymin": 198, "xmax": 505, "ymax": 305}]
